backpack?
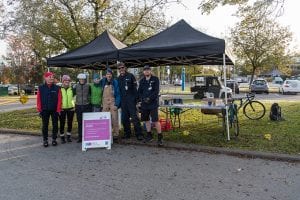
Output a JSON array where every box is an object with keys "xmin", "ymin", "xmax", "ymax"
[{"xmin": 269, "ymin": 103, "xmax": 282, "ymax": 121}]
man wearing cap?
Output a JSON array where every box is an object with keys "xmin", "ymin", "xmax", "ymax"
[
  {"xmin": 59, "ymin": 75, "xmax": 75, "ymax": 144},
  {"xmin": 37, "ymin": 72, "xmax": 62, "ymax": 147},
  {"xmin": 138, "ymin": 65, "xmax": 163, "ymax": 146},
  {"xmin": 117, "ymin": 62, "xmax": 143, "ymax": 140},
  {"xmin": 74, "ymin": 73, "xmax": 91, "ymax": 143},
  {"xmin": 90, "ymin": 73, "xmax": 103, "ymax": 112},
  {"xmin": 100, "ymin": 68, "xmax": 121, "ymax": 142}
]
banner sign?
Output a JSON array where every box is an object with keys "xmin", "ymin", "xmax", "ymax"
[{"xmin": 82, "ymin": 112, "xmax": 111, "ymax": 151}]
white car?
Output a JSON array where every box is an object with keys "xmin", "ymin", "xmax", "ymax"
[
  {"xmin": 8, "ymin": 86, "xmax": 19, "ymax": 95},
  {"xmin": 280, "ymin": 80, "xmax": 300, "ymax": 94},
  {"xmin": 173, "ymin": 79, "xmax": 182, "ymax": 86}
]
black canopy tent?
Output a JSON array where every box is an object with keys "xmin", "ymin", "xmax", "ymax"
[
  {"xmin": 47, "ymin": 30, "xmax": 126, "ymax": 70},
  {"xmin": 47, "ymin": 20, "xmax": 234, "ymax": 140},
  {"xmin": 118, "ymin": 19, "xmax": 233, "ymax": 68},
  {"xmin": 118, "ymin": 19, "xmax": 233, "ymax": 140}
]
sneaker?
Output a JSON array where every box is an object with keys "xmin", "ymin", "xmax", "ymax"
[
  {"xmin": 61, "ymin": 136, "xmax": 66, "ymax": 144},
  {"xmin": 52, "ymin": 140, "xmax": 57, "ymax": 146},
  {"xmin": 66, "ymin": 135, "xmax": 72, "ymax": 143},
  {"xmin": 43, "ymin": 140, "xmax": 49, "ymax": 147},
  {"xmin": 144, "ymin": 132, "xmax": 153, "ymax": 143},
  {"xmin": 113, "ymin": 136, "xmax": 120, "ymax": 143},
  {"xmin": 157, "ymin": 134, "xmax": 163, "ymax": 146},
  {"xmin": 136, "ymin": 134, "xmax": 144, "ymax": 141},
  {"xmin": 121, "ymin": 135, "xmax": 131, "ymax": 140}
]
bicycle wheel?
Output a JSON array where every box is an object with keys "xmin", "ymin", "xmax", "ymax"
[
  {"xmin": 243, "ymin": 100, "xmax": 266, "ymax": 120},
  {"xmin": 230, "ymin": 114, "xmax": 239, "ymax": 137},
  {"xmin": 223, "ymin": 105, "xmax": 239, "ymax": 138}
]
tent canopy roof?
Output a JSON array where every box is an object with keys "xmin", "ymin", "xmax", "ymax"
[
  {"xmin": 47, "ymin": 30, "xmax": 126, "ymax": 69},
  {"xmin": 119, "ymin": 19, "xmax": 233, "ymax": 67}
]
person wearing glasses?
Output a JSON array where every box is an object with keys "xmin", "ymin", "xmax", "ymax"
[
  {"xmin": 138, "ymin": 65, "xmax": 162, "ymax": 146},
  {"xmin": 59, "ymin": 75, "xmax": 75, "ymax": 144},
  {"xmin": 117, "ymin": 62, "xmax": 143, "ymax": 141}
]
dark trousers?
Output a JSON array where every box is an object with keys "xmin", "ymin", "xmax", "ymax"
[
  {"xmin": 41, "ymin": 110, "xmax": 58, "ymax": 141},
  {"xmin": 59, "ymin": 108, "xmax": 75, "ymax": 136},
  {"xmin": 75, "ymin": 104, "xmax": 91, "ymax": 139},
  {"xmin": 121, "ymin": 101, "xmax": 142, "ymax": 137}
]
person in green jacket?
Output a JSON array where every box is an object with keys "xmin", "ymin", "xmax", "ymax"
[
  {"xmin": 90, "ymin": 73, "xmax": 103, "ymax": 112},
  {"xmin": 59, "ymin": 75, "xmax": 75, "ymax": 143}
]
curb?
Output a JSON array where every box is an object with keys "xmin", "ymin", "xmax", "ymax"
[
  {"xmin": 120, "ymin": 140, "xmax": 300, "ymax": 163},
  {"xmin": 0, "ymin": 128, "xmax": 299, "ymax": 163}
]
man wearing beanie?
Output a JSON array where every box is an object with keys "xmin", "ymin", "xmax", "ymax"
[
  {"xmin": 117, "ymin": 62, "xmax": 143, "ymax": 140},
  {"xmin": 100, "ymin": 68, "xmax": 121, "ymax": 142},
  {"xmin": 90, "ymin": 73, "xmax": 103, "ymax": 112},
  {"xmin": 37, "ymin": 72, "xmax": 62, "ymax": 147},
  {"xmin": 59, "ymin": 75, "xmax": 75, "ymax": 144},
  {"xmin": 138, "ymin": 65, "xmax": 163, "ymax": 146}
]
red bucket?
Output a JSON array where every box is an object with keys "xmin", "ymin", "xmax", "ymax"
[{"xmin": 160, "ymin": 118, "xmax": 172, "ymax": 131}]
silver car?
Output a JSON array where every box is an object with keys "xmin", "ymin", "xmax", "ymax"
[{"xmin": 250, "ymin": 79, "xmax": 269, "ymax": 94}]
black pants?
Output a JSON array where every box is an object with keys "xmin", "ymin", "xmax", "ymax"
[
  {"xmin": 75, "ymin": 104, "xmax": 91, "ymax": 139},
  {"xmin": 121, "ymin": 100, "xmax": 142, "ymax": 137},
  {"xmin": 41, "ymin": 110, "xmax": 58, "ymax": 141},
  {"xmin": 59, "ymin": 108, "xmax": 75, "ymax": 136}
]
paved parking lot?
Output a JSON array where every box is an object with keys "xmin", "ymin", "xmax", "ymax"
[{"xmin": 0, "ymin": 134, "xmax": 299, "ymax": 200}]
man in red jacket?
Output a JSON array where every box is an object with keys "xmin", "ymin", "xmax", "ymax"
[{"xmin": 37, "ymin": 72, "xmax": 62, "ymax": 147}]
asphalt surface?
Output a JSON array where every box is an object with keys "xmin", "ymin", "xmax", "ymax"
[
  {"xmin": 0, "ymin": 134, "xmax": 299, "ymax": 200},
  {"xmin": 0, "ymin": 97, "xmax": 35, "ymax": 112}
]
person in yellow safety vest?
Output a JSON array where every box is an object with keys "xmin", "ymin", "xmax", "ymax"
[
  {"xmin": 59, "ymin": 75, "xmax": 75, "ymax": 143},
  {"xmin": 100, "ymin": 68, "xmax": 121, "ymax": 142},
  {"xmin": 90, "ymin": 73, "xmax": 103, "ymax": 112}
]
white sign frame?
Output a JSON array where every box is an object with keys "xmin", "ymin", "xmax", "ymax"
[{"xmin": 82, "ymin": 112, "xmax": 112, "ymax": 151}]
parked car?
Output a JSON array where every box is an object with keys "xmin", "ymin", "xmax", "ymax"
[
  {"xmin": 173, "ymin": 79, "xmax": 182, "ymax": 86},
  {"xmin": 250, "ymin": 79, "xmax": 269, "ymax": 94},
  {"xmin": 272, "ymin": 76, "xmax": 283, "ymax": 85},
  {"xmin": 8, "ymin": 86, "xmax": 20, "ymax": 95},
  {"xmin": 226, "ymin": 80, "xmax": 239, "ymax": 94},
  {"xmin": 161, "ymin": 80, "xmax": 168, "ymax": 85},
  {"xmin": 279, "ymin": 79, "xmax": 300, "ymax": 95},
  {"xmin": 21, "ymin": 84, "xmax": 34, "ymax": 95},
  {"xmin": 191, "ymin": 75, "xmax": 232, "ymax": 99},
  {"xmin": 34, "ymin": 86, "xmax": 39, "ymax": 95}
]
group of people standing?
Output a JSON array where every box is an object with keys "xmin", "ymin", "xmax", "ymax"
[{"xmin": 36, "ymin": 62, "xmax": 162, "ymax": 148}]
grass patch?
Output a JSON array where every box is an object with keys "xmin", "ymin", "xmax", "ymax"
[
  {"xmin": 159, "ymin": 101, "xmax": 300, "ymax": 154},
  {"xmin": 0, "ymin": 102, "xmax": 299, "ymax": 154}
]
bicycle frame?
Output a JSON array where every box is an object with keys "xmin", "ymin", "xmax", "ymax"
[{"xmin": 232, "ymin": 93, "xmax": 255, "ymax": 111}]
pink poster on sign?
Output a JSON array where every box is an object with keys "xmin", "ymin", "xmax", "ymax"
[{"xmin": 83, "ymin": 119, "xmax": 110, "ymax": 141}]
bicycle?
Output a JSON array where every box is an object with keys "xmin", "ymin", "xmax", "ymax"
[
  {"xmin": 231, "ymin": 92, "xmax": 266, "ymax": 120},
  {"xmin": 223, "ymin": 103, "xmax": 240, "ymax": 137},
  {"xmin": 223, "ymin": 93, "xmax": 265, "ymax": 138}
]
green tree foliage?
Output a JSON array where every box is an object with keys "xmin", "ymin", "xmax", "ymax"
[
  {"xmin": 198, "ymin": 0, "xmax": 285, "ymax": 15},
  {"xmin": 230, "ymin": 3, "xmax": 292, "ymax": 83},
  {"xmin": 2, "ymin": 0, "xmax": 180, "ymax": 62}
]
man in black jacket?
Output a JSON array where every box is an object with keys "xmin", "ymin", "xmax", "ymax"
[
  {"xmin": 117, "ymin": 62, "xmax": 143, "ymax": 140},
  {"xmin": 138, "ymin": 65, "xmax": 162, "ymax": 146},
  {"xmin": 37, "ymin": 72, "xmax": 62, "ymax": 147}
]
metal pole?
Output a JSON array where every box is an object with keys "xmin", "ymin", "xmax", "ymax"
[
  {"xmin": 181, "ymin": 66, "xmax": 185, "ymax": 91},
  {"xmin": 223, "ymin": 54, "xmax": 230, "ymax": 141}
]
